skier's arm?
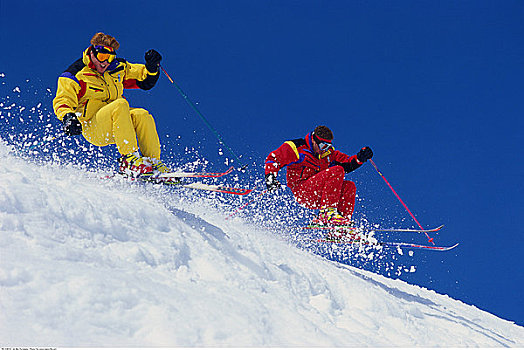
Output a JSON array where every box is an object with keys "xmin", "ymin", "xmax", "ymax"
[
  {"xmin": 264, "ymin": 141, "xmax": 301, "ymax": 175},
  {"xmin": 122, "ymin": 61, "xmax": 159, "ymax": 90},
  {"xmin": 53, "ymin": 74, "xmax": 82, "ymax": 121},
  {"xmin": 333, "ymin": 152, "xmax": 363, "ymax": 173},
  {"xmin": 264, "ymin": 141, "xmax": 301, "ymax": 192},
  {"xmin": 333, "ymin": 146, "xmax": 373, "ymax": 173},
  {"xmin": 122, "ymin": 50, "xmax": 161, "ymax": 90}
]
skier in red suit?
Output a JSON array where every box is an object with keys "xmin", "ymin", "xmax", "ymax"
[{"xmin": 264, "ymin": 125, "xmax": 373, "ymax": 225}]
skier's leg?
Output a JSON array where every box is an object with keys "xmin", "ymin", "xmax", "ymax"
[
  {"xmin": 337, "ymin": 180, "xmax": 357, "ymax": 217},
  {"xmin": 82, "ymin": 98, "xmax": 138, "ymax": 155},
  {"xmin": 129, "ymin": 108, "xmax": 161, "ymax": 160},
  {"xmin": 292, "ymin": 165, "xmax": 345, "ymax": 209}
]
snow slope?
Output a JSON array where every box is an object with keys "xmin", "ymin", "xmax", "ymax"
[{"xmin": 1, "ymin": 140, "xmax": 523, "ymax": 347}]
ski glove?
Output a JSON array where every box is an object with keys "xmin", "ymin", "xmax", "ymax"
[
  {"xmin": 357, "ymin": 146, "xmax": 373, "ymax": 163},
  {"xmin": 265, "ymin": 173, "xmax": 281, "ymax": 192},
  {"xmin": 145, "ymin": 49, "xmax": 162, "ymax": 73},
  {"xmin": 62, "ymin": 113, "xmax": 82, "ymax": 136}
]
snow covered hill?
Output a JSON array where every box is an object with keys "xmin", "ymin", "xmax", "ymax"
[{"xmin": 1, "ymin": 139, "xmax": 523, "ymax": 347}]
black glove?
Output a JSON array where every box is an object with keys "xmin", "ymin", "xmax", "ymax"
[
  {"xmin": 357, "ymin": 146, "xmax": 373, "ymax": 163},
  {"xmin": 265, "ymin": 173, "xmax": 281, "ymax": 192},
  {"xmin": 145, "ymin": 49, "xmax": 162, "ymax": 73},
  {"xmin": 62, "ymin": 113, "xmax": 82, "ymax": 136}
]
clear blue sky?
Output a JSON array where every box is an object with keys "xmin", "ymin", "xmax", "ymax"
[{"xmin": 1, "ymin": 0, "xmax": 523, "ymax": 326}]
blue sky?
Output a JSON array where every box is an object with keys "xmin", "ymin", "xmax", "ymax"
[{"xmin": 1, "ymin": 1, "xmax": 523, "ymax": 326}]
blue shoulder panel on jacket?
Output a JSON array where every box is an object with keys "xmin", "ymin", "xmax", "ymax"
[{"xmin": 60, "ymin": 71, "xmax": 79, "ymax": 84}]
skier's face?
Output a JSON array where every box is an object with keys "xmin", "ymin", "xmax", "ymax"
[
  {"xmin": 312, "ymin": 132, "xmax": 333, "ymax": 156},
  {"xmin": 312, "ymin": 138, "xmax": 333, "ymax": 156},
  {"xmin": 312, "ymin": 139, "xmax": 321, "ymax": 155},
  {"xmin": 90, "ymin": 50, "xmax": 111, "ymax": 74}
]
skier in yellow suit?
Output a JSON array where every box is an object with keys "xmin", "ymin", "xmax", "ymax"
[{"xmin": 53, "ymin": 32, "xmax": 169, "ymax": 177}]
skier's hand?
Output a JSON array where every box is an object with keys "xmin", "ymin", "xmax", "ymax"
[
  {"xmin": 357, "ymin": 146, "xmax": 373, "ymax": 163},
  {"xmin": 265, "ymin": 173, "xmax": 281, "ymax": 192},
  {"xmin": 62, "ymin": 113, "xmax": 82, "ymax": 136},
  {"xmin": 145, "ymin": 49, "xmax": 162, "ymax": 73}
]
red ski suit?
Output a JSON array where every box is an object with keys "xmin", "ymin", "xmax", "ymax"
[{"xmin": 265, "ymin": 133, "xmax": 364, "ymax": 217}]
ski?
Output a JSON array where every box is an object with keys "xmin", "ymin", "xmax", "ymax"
[
  {"xmin": 176, "ymin": 181, "xmax": 253, "ymax": 195},
  {"xmin": 144, "ymin": 176, "xmax": 252, "ymax": 195},
  {"xmin": 158, "ymin": 166, "xmax": 234, "ymax": 179},
  {"xmin": 388, "ymin": 241, "xmax": 459, "ymax": 251},
  {"xmin": 105, "ymin": 173, "xmax": 253, "ymax": 195},
  {"xmin": 303, "ymin": 224, "xmax": 444, "ymax": 234},
  {"xmin": 315, "ymin": 238, "xmax": 459, "ymax": 251}
]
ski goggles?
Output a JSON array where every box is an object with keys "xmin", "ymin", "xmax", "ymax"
[
  {"xmin": 312, "ymin": 133, "xmax": 333, "ymax": 151},
  {"xmin": 92, "ymin": 45, "xmax": 116, "ymax": 63}
]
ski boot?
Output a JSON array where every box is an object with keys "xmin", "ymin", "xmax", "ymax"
[
  {"xmin": 118, "ymin": 152, "xmax": 154, "ymax": 178},
  {"xmin": 311, "ymin": 207, "xmax": 353, "ymax": 227},
  {"xmin": 148, "ymin": 158, "xmax": 184, "ymax": 185},
  {"xmin": 151, "ymin": 159, "xmax": 171, "ymax": 174},
  {"xmin": 310, "ymin": 207, "xmax": 356, "ymax": 242}
]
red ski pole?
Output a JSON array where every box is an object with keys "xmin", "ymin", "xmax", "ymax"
[{"xmin": 369, "ymin": 159, "xmax": 434, "ymax": 244}]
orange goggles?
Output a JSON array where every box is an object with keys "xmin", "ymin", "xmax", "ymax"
[{"xmin": 92, "ymin": 45, "xmax": 116, "ymax": 63}]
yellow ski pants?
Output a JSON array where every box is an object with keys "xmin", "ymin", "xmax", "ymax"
[{"xmin": 81, "ymin": 98, "xmax": 161, "ymax": 159}]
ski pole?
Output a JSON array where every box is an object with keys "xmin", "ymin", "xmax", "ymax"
[
  {"xmin": 369, "ymin": 159, "xmax": 434, "ymax": 244},
  {"xmin": 160, "ymin": 65, "xmax": 246, "ymax": 170},
  {"xmin": 225, "ymin": 189, "xmax": 268, "ymax": 220}
]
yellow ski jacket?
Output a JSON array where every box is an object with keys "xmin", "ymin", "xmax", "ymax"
[{"xmin": 53, "ymin": 47, "xmax": 159, "ymax": 122}]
